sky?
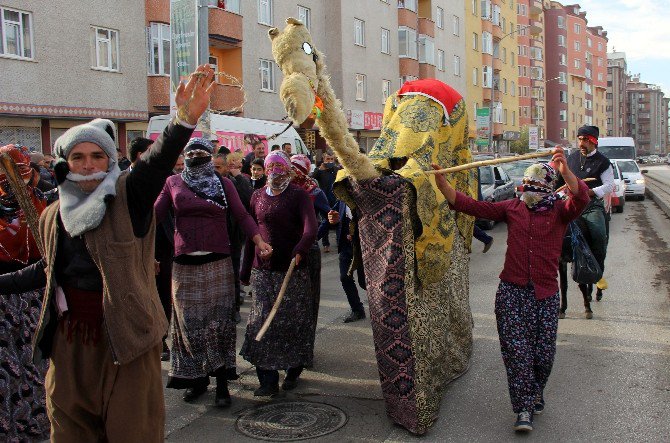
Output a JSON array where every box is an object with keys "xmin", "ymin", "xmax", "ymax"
[{"xmin": 578, "ymin": 0, "xmax": 670, "ymax": 95}]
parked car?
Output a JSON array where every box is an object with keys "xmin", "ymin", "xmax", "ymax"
[
  {"xmin": 476, "ymin": 164, "xmax": 516, "ymax": 230},
  {"xmin": 609, "ymin": 161, "xmax": 626, "ymax": 213},
  {"xmin": 614, "ymin": 159, "xmax": 646, "ymax": 200},
  {"xmin": 501, "ymin": 160, "xmax": 535, "ymax": 198}
]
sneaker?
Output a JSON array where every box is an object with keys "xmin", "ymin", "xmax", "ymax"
[
  {"xmin": 585, "ymin": 310, "xmax": 593, "ymax": 319},
  {"xmin": 483, "ymin": 238, "xmax": 494, "ymax": 253},
  {"xmin": 513, "ymin": 410, "xmax": 533, "ymax": 432},
  {"xmin": 343, "ymin": 310, "xmax": 366, "ymax": 323},
  {"xmin": 533, "ymin": 393, "xmax": 545, "ymax": 415}
]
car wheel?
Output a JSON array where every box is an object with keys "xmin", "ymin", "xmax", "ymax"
[{"xmin": 639, "ymin": 195, "xmax": 645, "ymax": 201}]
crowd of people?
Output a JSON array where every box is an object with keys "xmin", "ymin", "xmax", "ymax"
[{"xmin": 0, "ymin": 64, "xmax": 614, "ymax": 440}]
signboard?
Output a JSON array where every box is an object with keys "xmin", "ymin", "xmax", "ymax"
[
  {"xmin": 528, "ymin": 126, "xmax": 539, "ymax": 150},
  {"xmin": 503, "ymin": 131, "xmax": 521, "ymax": 141},
  {"xmin": 476, "ymin": 107, "xmax": 490, "ymax": 147},
  {"xmin": 170, "ymin": 0, "xmax": 199, "ymax": 115},
  {"xmin": 347, "ymin": 110, "xmax": 383, "ymax": 130}
]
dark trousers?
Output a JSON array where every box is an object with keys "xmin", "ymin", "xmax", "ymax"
[
  {"xmin": 339, "ymin": 246, "xmax": 365, "ymax": 313},
  {"xmin": 473, "ymin": 225, "xmax": 493, "ymax": 245}
]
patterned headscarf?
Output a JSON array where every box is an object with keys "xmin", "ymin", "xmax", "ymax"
[
  {"xmin": 290, "ymin": 154, "xmax": 318, "ymax": 194},
  {"xmin": 519, "ymin": 163, "xmax": 558, "ymax": 212},
  {"xmin": 181, "ymin": 138, "xmax": 227, "ymax": 209},
  {"xmin": 264, "ymin": 151, "xmax": 292, "ymax": 194}
]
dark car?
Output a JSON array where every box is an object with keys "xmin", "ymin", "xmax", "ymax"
[{"xmin": 476, "ymin": 164, "xmax": 516, "ymax": 230}]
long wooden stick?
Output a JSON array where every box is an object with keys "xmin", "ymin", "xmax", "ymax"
[
  {"xmin": 0, "ymin": 153, "xmax": 45, "ymax": 257},
  {"xmin": 426, "ymin": 149, "xmax": 559, "ymax": 175},
  {"xmin": 255, "ymin": 257, "xmax": 297, "ymax": 341}
]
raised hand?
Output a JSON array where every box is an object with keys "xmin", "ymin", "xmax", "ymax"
[
  {"xmin": 327, "ymin": 209, "xmax": 339, "ymax": 225},
  {"xmin": 175, "ymin": 64, "xmax": 216, "ymax": 125}
]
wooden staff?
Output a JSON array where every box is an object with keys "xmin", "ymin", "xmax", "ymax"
[
  {"xmin": 555, "ymin": 177, "xmax": 595, "ymax": 193},
  {"xmin": 255, "ymin": 257, "xmax": 297, "ymax": 341},
  {"xmin": 426, "ymin": 149, "xmax": 559, "ymax": 175},
  {"xmin": 0, "ymin": 153, "xmax": 45, "ymax": 257}
]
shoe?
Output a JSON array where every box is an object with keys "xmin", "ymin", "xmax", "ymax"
[
  {"xmin": 253, "ymin": 384, "xmax": 279, "ymax": 397},
  {"xmin": 585, "ymin": 310, "xmax": 593, "ymax": 319},
  {"xmin": 214, "ymin": 377, "xmax": 231, "ymax": 408},
  {"xmin": 596, "ymin": 288, "xmax": 603, "ymax": 301},
  {"xmin": 558, "ymin": 311, "xmax": 565, "ymax": 319},
  {"xmin": 282, "ymin": 366, "xmax": 303, "ymax": 390},
  {"xmin": 513, "ymin": 410, "xmax": 533, "ymax": 432},
  {"xmin": 183, "ymin": 385, "xmax": 207, "ymax": 402},
  {"xmin": 161, "ymin": 341, "xmax": 170, "ymax": 362},
  {"xmin": 343, "ymin": 310, "xmax": 366, "ymax": 323},
  {"xmin": 323, "ymin": 246, "xmax": 331, "ymax": 253},
  {"xmin": 533, "ymin": 393, "xmax": 545, "ymax": 415},
  {"xmin": 483, "ymin": 238, "xmax": 494, "ymax": 253}
]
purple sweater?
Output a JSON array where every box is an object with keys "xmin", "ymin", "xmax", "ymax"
[
  {"xmin": 154, "ymin": 174, "xmax": 259, "ymax": 256},
  {"xmin": 241, "ymin": 184, "xmax": 317, "ymax": 281}
]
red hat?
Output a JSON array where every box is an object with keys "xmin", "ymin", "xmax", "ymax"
[{"xmin": 398, "ymin": 79, "xmax": 463, "ymax": 122}]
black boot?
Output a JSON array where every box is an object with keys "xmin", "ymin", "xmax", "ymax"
[
  {"xmin": 282, "ymin": 366, "xmax": 304, "ymax": 391},
  {"xmin": 254, "ymin": 368, "xmax": 279, "ymax": 397},
  {"xmin": 214, "ymin": 376, "xmax": 231, "ymax": 408},
  {"xmin": 183, "ymin": 379, "xmax": 208, "ymax": 402},
  {"xmin": 161, "ymin": 340, "xmax": 170, "ymax": 362}
]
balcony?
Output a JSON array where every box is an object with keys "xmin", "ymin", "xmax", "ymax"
[
  {"xmin": 399, "ymin": 58, "xmax": 420, "ymax": 78},
  {"xmin": 398, "ymin": 7, "xmax": 418, "ymax": 28},
  {"xmin": 210, "ymin": 83, "xmax": 245, "ymax": 114},
  {"xmin": 209, "ymin": 7, "xmax": 242, "ymax": 43},
  {"xmin": 148, "ymin": 76, "xmax": 170, "ymax": 114},
  {"xmin": 146, "ymin": 0, "xmax": 170, "ymax": 24},
  {"xmin": 419, "ymin": 63, "xmax": 435, "ymax": 79},
  {"xmin": 418, "ymin": 18, "xmax": 434, "ymax": 38},
  {"xmin": 530, "ymin": 0, "xmax": 543, "ymax": 16}
]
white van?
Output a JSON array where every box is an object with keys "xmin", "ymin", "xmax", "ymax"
[
  {"xmin": 597, "ymin": 137, "xmax": 636, "ymax": 161},
  {"xmin": 146, "ymin": 114, "xmax": 310, "ymax": 156}
]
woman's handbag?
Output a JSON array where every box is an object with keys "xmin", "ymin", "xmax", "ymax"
[{"xmin": 569, "ymin": 221, "xmax": 602, "ymax": 284}]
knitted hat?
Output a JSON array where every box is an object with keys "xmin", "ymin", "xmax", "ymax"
[
  {"xmin": 54, "ymin": 119, "xmax": 117, "ymax": 162},
  {"xmin": 290, "ymin": 154, "xmax": 311, "ymax": 175},
  {"xmin": 577, "ymin": 125, "xmax": 599, "ymax": 146},
  {"xmin": 184, "ymin": 137, "xmax": 214, "ymax": 154}
]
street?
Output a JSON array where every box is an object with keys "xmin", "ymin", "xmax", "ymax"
[{"xmin": 163, "ymin": 178, "xmax": 670, "ymax": 442}]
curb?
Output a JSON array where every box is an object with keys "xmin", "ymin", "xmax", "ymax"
[{"xmin": 644, "ymin": 174, "xmax": 670, "ymax": 218}]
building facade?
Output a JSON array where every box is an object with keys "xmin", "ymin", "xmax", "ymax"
[
  {"xmin": 0, "ymin": 0, "xmax": 148, "ymax": 153},
  {"xmin": 626, "ymin": 77, "xmax": 667, "ymax": 155},
  {"xmin": 606, "ymin": 51, "xmax": 628, "ymax": 137}
]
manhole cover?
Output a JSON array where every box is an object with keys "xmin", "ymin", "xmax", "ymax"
[{"xmin": 235, "ymin": 401, "xmax": 348, "ymax": 441}]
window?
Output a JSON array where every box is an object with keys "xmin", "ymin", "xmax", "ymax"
[
  {"xmin": 419, "ymin": 36, "xmax": 435, "ymax": 65},
  {"xmin": 574, "ymin": 59, "xmax": 581, "ymax": 69},
  {"xmin": 437, "ymin": 49, "xmax": 445, "ymax": 71},
  {"xmin": 511, "ymin": 80, "xmax": 515, "ymax": 96},
  {"xmin": 530, "ymin": 47, "xmax": 542, "ymax": 61},
  {"xmin": 482, "ymin": 65, "xmax": 492, "ymax": 88},
  {"xmin": 559, "ymin": 110, "xmax": 567, "ymax": 121},
  {"xmin": 472, "ymin": 67, "xmax": 478, "ymax": 85},
  {"xmin": 559, "ymin": 53, "xmax": 566, "ymax": 65},
  {"xmin": 517, "ymin": 3, "xmax": 527, "ymax": 15},
  {"xmin": 558, "ymin": 71, "xmax": 567, "ymax": 83},
  {"xmin": 557, "ymin": 16, "xmax": 565, "ymax": 28},
  {"xmin": 381, "ymin": 28, "xmax": 391, "ymax": 54},
  {"xmin": 502, "ymin": 47, "xmax": 507, "ymax": 63},
  {"xmin": 0, "ymin": 7, "xmax": 33, "ymax": 59},
  {"xmin": 297, "ymin": 5, "xmax": 311, "ymax": 30},
  {"xmin": 481, "ymin": 0, "xmax": 491, "ymax": 19},
  {"xmin": 559, "ymin": 90, "xmax": 568, "ymax": 103},
  {"xmin": 92, "ymin": 27, "xmax": 119, "ymax": 71},
  {"xmin": 382, "ymin": 79, "xmax": 392, "ymax": 103},
  {"xmin": 492, "ymin": 4, "xmax": 500, "ymax": 26},
  {"xmin": 598, "ymin": 72, "xmax": 603, "ymax": 81},
  {"xmin": 557, "ymin": 35, "xmax": 566, "ymax": 47},
  {"xmin": 355, "ymin": 73, "xmax": 367, "ymax": 101},
  {"xmin": 472, "ymin": 0, "xmax": 478, "ymax": 15},
  {"xmin": 210, "ymin": 0, "xmax": 240, "ymax": 13},
  {"xmin": 574, "ymin": 40, "xmax": 581, "ymax": 51},
  {"xmin": 560, "ymin": 128, "xmax": 568, "ymax": 139},
  {"xmin": 482, "ymin": 31, "xmax": 492, "ymax": 54},
  {"xmin": 530, "ymin": 66, "xmax": 543, "ymax": 80},
  {"xmin": 399, "ymin": 0, "xmax": 417, "ymax": 12},
  {"xmin": 453, "ymin": 55, "xmax": 461, "ymax": 76},
  {"xmin": 452, "ymin": 15, "xmax": 460, "ymax": 36},
  {"xmin": 587, "ymin": 37, "xmax": 592, "ymax": 48},
  {"xmin": 574, "ymin": 23, "xmax": 581, "ymax": 34},
  {"xmin": 258, "ymin": 0, "xmax": 273, "ymax": 25},
  {"xmin": 148, "ymin": 23, "xmax": 170, "ymax": 75},
  {"xmin": 259, "ymin": 58, "xmax": 275, "ymax": 91},
  {"xmin": 501, "ymin": 17, "xmax": 506, "ymax": 33},
  {"xmin": 208, "ymin": 55, "xmax": 218, "ymax": 71},
  {"xmin": 436, "ymin": 7, "xmax": 444, "ymax": 29},
  {"xmin": 472, "ymin": 32, "xmax": 478, "ymax": 51},
  {"xmin": 502, "ymin": 78, "xmax": 507, "ymax": 94},
  {"xmin": 598, "ymin": 42, "xmax": 603, "ymax": 51},
  {"xmin": 511, "ymin": 52, "xmax": 515, "ymax": 66},
  {"xmin": 354, "ymin": 18, "xmax": 366, "ymax": 46},
  {"xmin": 398, "ymin": 27, "xmax": 417, "ymax": 59}
]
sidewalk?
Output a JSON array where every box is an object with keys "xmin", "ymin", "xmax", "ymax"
[{"xmin": 643, "ymin": 169, "xmax": 670, "ymax": 217}]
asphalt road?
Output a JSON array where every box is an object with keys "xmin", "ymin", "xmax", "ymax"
[{"xmin": 164, "ymin": 191, "xmax": 670, "ymax": 442}]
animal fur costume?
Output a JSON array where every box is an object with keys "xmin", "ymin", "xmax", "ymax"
[{"xmin": 269, "ymin": 18, "xmax": 476, "ymax": 435}]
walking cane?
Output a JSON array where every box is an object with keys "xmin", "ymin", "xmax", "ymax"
[
  {"xmin": 426, "ymin": 149, "xmax": 559, "ymax": 175},
  {"xmin": 255, "ymin": 257, "xmax": 297, "ymax": 341},
  {"xmin": 0, "ymin": 153, "xmax": 45, "ymax": 257}
]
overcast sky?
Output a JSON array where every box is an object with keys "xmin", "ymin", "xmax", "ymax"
[{"xmin": 578, "ymin": 0, "xmax": 670, "ymax": 95}]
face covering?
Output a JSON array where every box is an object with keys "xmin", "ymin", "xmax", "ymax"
[{"xmin": 184, "ymin": 155, "xmax": 212, "ymax": 168}]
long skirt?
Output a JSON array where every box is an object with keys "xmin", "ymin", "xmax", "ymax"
[
  {"xmin": 0, "ymin": 289, "xmax": 50, "ymax": 441},
  {"xmin": 306, "ymin": 244, "xmax": 321, "ymax": 353},
  {"xmin": 240, "ymin": 267, "xmax": 313, "ymax": 370},
  {"xmin": 167, "ymin": 258, "xmax": 236, "ymax": 388},
  {"xmin": 495, "ymin": 281, "xmax": 560, "ymax": 413}
]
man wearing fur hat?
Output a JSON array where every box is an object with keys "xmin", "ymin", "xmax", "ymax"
[
  {"xmin": 560, "ymin": 125, "xmax": 614, "ymax": 315},
  {"xmin": 3, "ymin": 65, "xmax": 215, "ymax": 440}
]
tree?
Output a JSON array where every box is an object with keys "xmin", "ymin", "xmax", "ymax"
[{"xmin": 509, "ymin": 126, "xmax": 529, "ymax": 154}]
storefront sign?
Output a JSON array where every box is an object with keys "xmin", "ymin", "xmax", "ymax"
[
  {"xmin": 528, "ymin": 126, "xmax": 539, "ymax": 150},
  {"xmin": 476, "ymin": 107, "xmax": 490, "ymax": 147},
  {"xmin": 170, "ymin": 0, "xmax": 199, "ymax": 114}
]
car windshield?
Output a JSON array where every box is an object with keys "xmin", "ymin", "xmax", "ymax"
[
  {"xmin": 502, "ymin": 161, "xmax": 534, "ymax": 178},
  {"xmin": 616, "ymin": 161, "xmax": 640, "ymax": 173},
  {"xmin": 479, "ymin": 166, "xmax": 494, "ymax": 185},
  {"xmin": 599, "ymin": 146, "xmax": 635, "ymax": 160}
]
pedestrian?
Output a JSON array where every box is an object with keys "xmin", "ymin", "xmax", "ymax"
[
  {"xmin": 282, "ymin": 142, "xmax": 292, "ymax": 155},
  {"xmin": 173, "ymin": 154, "xmax": 185, "ymax": 174},
  {"xmin": 240, "ymin": 150, "xmax": 317, "ymax": 396},
  {"xmin": 271, "ymin": 144, "xmax": 281, "ymax": 152},
  {"xmin": 327, "ymin": 201, "xmax": 367, "ymax": 323},
  {"xmin": 0, "ymin": 144, "xmax": 50, "ymax": 441},
  {"xmin": 312, "ymin": 151, "xmax": 338, "ymax": 252},
  {"xmin": 127, "ymin": 137, "xmax": 153, "ymax": 171},
  {"xmin": 432, "ymin": 149, "xmax": 589, "ymax": 432},
  {"xmin": 241, "ymin": 135, "xmax": 266, "ymax": 175},
  {"xmin": 116, "ymin": 147, "xmax": 131, "ymax": 171},
  {"xmin": 250, "ymin": 158, "xmax": 267, "ymax": 190},
  {"xmin": 557, "ymin": 126, "xmax": 614, "ymax": 317},
  {"xmin": 0, "ymin": 64, "xmax": 216, "ymax": 441},
  {"xmin": 155, "ymin": 137, "xmax": 271, "ymax": 407}
]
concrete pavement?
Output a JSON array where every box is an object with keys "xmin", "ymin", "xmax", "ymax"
[{"xmin": 643, "ymin": 164, "xmax": 670, "ymax": 218}]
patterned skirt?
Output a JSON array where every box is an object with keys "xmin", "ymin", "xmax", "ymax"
[
  {"xmin": 0, "ymin": 290, "xmax": 50, "ymax": 441},
  {"xmin": 240, "ymin": 267, "xmax": 313, "ymax": 370},
  {"xmin": 167, "ymin": 258, "xmax": 236, "ymax": 387}
]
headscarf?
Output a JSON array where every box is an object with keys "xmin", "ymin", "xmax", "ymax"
[
  {"xmin": 0, "ymin": 144, "xmax": 47, "ymax": 264},
  {"xmin": 53, "ymin": 118, "xmax": 122, "ymax": 237},
  {"xmin": 519, "ymin": 163, "xmax": 558, "ymax": 212},
  {"xmin": 180, "ymin": 138, "xmax": 227, "ymax": 209},
  {"xmin": 577, "ymin": 125, "xmax": 599, "ymax": 146},
  {"xmin": 290, "ymin": 154, "xmax": 318, "ymax": 194},
  {"xmin": 264, "ymin": 151, "xmax": 292, "ymax": 194}
]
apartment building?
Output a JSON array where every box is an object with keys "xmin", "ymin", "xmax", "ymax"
[
  {"xmin": 545, "ymin": 2, "xmax": 607, "ymax": 148},
  {"xmin": 627, "ymin": 77, "xmax": 667, "ymax": 155},
  {"xmin": 0, "ymin": 1, "xmax": 148, "ymax": 153},
  {"xmin": 606, "ymin": 52, "xmax": 628, "ymax": 137},
  {"xmin": 465, "ymin": 0, "xmax": 522, "ymax": 152}
]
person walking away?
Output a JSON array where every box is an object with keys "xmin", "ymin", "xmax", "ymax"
[
  {"xmin": 240, "ymin": 151, "xmax": 317, "ymax": 395},
  {"xmin": 433, "ymin": 149, "xmax": 589, "ymax": 432},
  {"xmin": 155, "ymin": 138, "xmax": 271, "ymax": 407},
  {"xmin": 312, "ymin": 151, "xmax": 338, "ymax": 252}
]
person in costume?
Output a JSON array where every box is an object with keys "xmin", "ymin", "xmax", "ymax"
[
  {"xmin": 240, "ymin": 151, "xmax": 317, "ymax": 396},
  {"xmin": 0, "ymin": 145, "xmax": 50, "ymax": 441},
  {"xmin": 557, "ymin": 125, "xmax": 614, "ymax": 317},
  {"xmin": 433, "ymin": 151, "xmax": 589, "ymax": 432},
  {"xmin": 155, "ymin": 138, "xmax": 271, "ymax": 407}
]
